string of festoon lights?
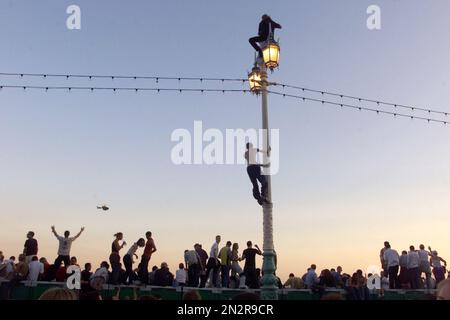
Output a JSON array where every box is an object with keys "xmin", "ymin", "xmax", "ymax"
[
  {"xmin": 268, "ymin": 90, "xmax": 449, "ymax": 125},
  {"xmin": 1, "ymin": 71, "xmax": 449, "ymax": 126},
  {"xmin": 272, "ymin": 82, "xmax": 449, "ymax": 117},
  {"xmin": 2, "ymin": 71, "xmax": 449, "ymax": 116},
  {"xmin": 0, "ymin": 72, "xmax": 247, "ymax": 84},
  {"xmin": 0, "ymin": 84, "xmax": 251, "ymax": 94}
]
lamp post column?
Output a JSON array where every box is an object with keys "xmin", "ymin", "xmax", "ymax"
[{"xmin": 259, "ymin": 61, "xmax": 278, "ymax": 300}]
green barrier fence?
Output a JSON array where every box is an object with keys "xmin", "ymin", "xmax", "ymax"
[{"xmin": 0, "ymin": 281, "xmax": 438, "ymax": 300}]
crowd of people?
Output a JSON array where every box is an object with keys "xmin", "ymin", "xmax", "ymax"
[
  {"xmin": 379, "ymin": 241, "xmax": 447, "ymax": 290},
  {"xmin": 1, "ymin": 230, "xmax": 449, "ymax": 300}
]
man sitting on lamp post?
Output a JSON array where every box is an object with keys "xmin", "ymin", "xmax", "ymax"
[{"xmin": 249, "ymin": 14, "xmax": 282, "ymax": 58}]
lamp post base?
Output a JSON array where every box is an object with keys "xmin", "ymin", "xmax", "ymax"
[{"xmin": 261, "ymin": 250, "xmax": 278, "ymax": 300}]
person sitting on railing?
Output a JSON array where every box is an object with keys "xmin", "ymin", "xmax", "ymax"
[
  {"xmin": 4, "ymin": 254, "xmax": 29, "ymax": 299},
  {"xmin": 283, "ymin": 273, "xmax": 304, "ymax": 289},
  {"xmin": 81, "ymin": 263, "xmax": 92, "ymax": 291},
  {"xmin": 91, "ymin": 261, "xmax": 109, "ymax": 283},
  {"xmin": 3, "ymin": 256, "xmax": 15, "ymax": 281},
  {"xmin": 304, "ymin": 264, "xmax": 319, "ymax": 289},
  {"xmin": 13, "ymin": 254, "xmax": 29, "ymax": 282},
  {"xmin": 153, "ymin": 262, "xmax": 174, "ymax": 287},
  {"xmin": 39, "ymin": 257, "xmax": 50, "ymax": 280},
  {"xmin": 27, "ymin": 256, "xmax": 44, "ymax": 282}
]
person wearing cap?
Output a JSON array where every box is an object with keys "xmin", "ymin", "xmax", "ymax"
[
  {"xmin": 23, "ymin": 231, "xmax": 38, "ymax": 263},
  {"xmin": 249, "ymin": 14, "xmax": 282, "ymax": 58}
]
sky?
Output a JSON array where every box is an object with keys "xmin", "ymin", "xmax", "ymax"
[{"xmin": 1, "ymin": 0, "xmax": 450, "ymax": 281}]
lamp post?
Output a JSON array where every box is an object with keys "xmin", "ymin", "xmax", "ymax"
[
  {"xmin": 259, "ymin": 62, "xmax": 278, "ymax": 300},
  {"xmin": 248, "ymin": 39, "xmax": 280, "ymax": 300}
]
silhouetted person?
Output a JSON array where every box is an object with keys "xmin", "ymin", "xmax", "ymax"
[
  {"xmin": 139, "ymin": 231, "xmax": 156, "ymax": 284},
  {"xmin": 109, "ymin": 232, "xmax": 126, "ymax": 284},
  {"xmin": 23, "ymin": 231, "xmax": 38, "ymax": 263},
  {"xmin": 81, "ymin": 263, "xmax": 92, "ymax": 291},
  {"xmin": 123, "ymin": 238, "xmax": 145, "ymax": 285},
  {"xmin": 241, "ymin": 241, "xmax": 262, "ymax": 289},
  {"xmin": 249, "ymin": 14, "xmax": 282, "ymax": 58},
  {"xmin": 153, "ymin": 262, "xmax": 174, "ymax": 287}
]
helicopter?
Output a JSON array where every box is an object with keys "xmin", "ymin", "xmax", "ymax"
[{"xmin": 97, "ymin": 205, "xmax": 110, "ymax": 211}]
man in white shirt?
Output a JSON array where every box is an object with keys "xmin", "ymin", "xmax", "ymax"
[
  {"xmin": 28, "ymin": 256, "xmax": 44, "ymax": 282},
  {"xmin": 185, "ymin": 244, "xmax": 202, "ymax": 287},
  {"xmin": 418, "ymin": 244, "xmax": 432, "ymax": 289},
  {"xmin": 304, "ymin": 264, "xmax": 319, "ymax": 289},
  {"xmin": 407, "ymin": 245, "xmax": 420, "ymax": 289},
  {"xmin": 4, "ymin": 256, "xmax": 16, "ymax": 280},
  {"xmin": 175, "ymin": 263, "xmax": 187, "ymax": 286},
  {"xmin": 91, "ymin": 261, "xmax": 109, "ymax": 283},
  {"xmin": 201, "ymin": 235, "xmax": 221, "ymax": 288},
  {"xmin": 51, "ymin": 225, "xmax": 84, "ymax": 268},
  {"xmin": 383, "ymin": 244, "xmax": 400, "ymax": 289}
]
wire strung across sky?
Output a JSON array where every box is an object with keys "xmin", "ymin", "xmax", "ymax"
[
  {"xmin": 0, "ymin": 84, "xmax": 251, "ymax": 94},
  {"xmin": 1, "ymin": 71, "xmax": 449, "ymax": 117},
  {"xmin": 1, "ymin": 72, "xmax": 449, "ymax": 126},
  {"xmin": 268, "ymin": 90, "xmax": 449, "ymax": 126},
  {"xmin": 0, "ymin": 83, "xmax": 447, "ymax": 126},
  {"xmin": 0, "ymin": 72, "xmax": 247, "ymax": 84},
  {"xmin": 273, "ymin": 82, "xmax": 449, "ymax": 117}
]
